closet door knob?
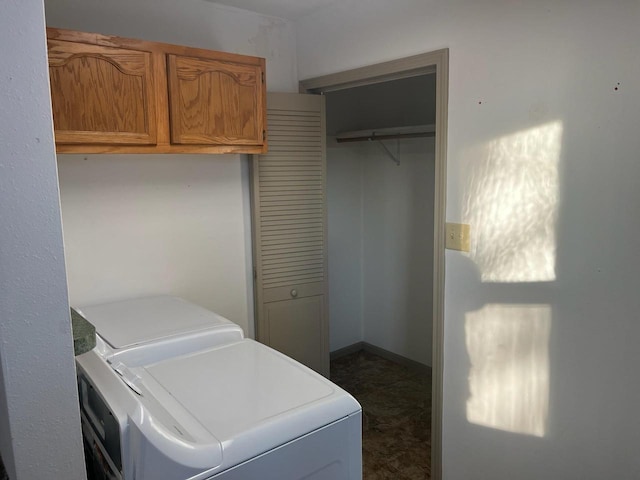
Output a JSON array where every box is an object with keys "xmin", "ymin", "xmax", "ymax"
[{"xmin": 290, "ymin": 289, "xmax": 298, "ymax": 298}]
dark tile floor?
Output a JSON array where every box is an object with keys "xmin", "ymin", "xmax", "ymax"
[
  {"xmin": 0, "ymin": 455, "xmax": 7, "ymax": 480},
  {"xmin": 330, "ymin": 350, "xmax": 432, "ymax": 480}
]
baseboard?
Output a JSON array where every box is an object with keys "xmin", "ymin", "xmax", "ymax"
[
  {"xmin": 361, "ymin": 343, "xmax": 431, "ymax": 374},
  {"xmin": 330, "ymin": 341, "xmax": 431, "ymax": 374},
  {"xmin": 330, "ymin": 342, "xmax": 365, "ymax": 360}
]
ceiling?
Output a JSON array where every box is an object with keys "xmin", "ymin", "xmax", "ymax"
[{"xmin": 206, "ymin": 0, "xmax": 339, "ymax": 20}]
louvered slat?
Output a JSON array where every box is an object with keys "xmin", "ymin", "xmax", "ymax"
[
  {"xmin": 263, "ymin": 253, "xmax": 324, "ymax": 265},
  {"xmin": 255, "ymin": 102, "xmax": 325, "ymax": 288}
]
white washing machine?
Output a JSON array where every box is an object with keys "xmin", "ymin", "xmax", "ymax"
[{"xmin": 75, "ymin": 296, "xmax": 362, "ymax": 480}]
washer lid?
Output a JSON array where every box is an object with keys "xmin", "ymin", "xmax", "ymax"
[
  {"xmin": 137, "ymin": 339, "xmax": 361, "ymax": 472},
  {"xmin": 76, "ymin": 296, "xmax": 241, "ymax": 350}
]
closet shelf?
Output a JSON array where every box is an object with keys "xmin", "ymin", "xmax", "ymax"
[{"xmin": 335, "ymin": 124, "xmax": 435, "ymax": 143}]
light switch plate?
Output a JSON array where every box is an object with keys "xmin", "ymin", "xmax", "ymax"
[{"xmin": 445, "ymin": 223, "xmax": 471, "ymax": 252}]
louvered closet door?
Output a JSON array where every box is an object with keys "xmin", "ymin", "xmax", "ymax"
[{"xmin": 252, "ymin": 92, "xmax": 328, "ymax": 376}]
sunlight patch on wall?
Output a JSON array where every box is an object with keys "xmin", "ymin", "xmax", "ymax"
[
  {"xmin": 463, "ymin": 121, "xmax": 562, "ymax": 282},
  {"xmin": 466, "ymin": 304, "xmax": 550, "ymax": 437}
]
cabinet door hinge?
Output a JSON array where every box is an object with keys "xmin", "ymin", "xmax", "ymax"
[
  {"xmin": 253, "ymin": 266, "xmax": 258, "ymax": 280},
  {"xmin": 262, "ymin": 130, "xmax": 267, "ymax": 141},
  {"xmin": 261, "ymin": 71, "xmax": 265, "ymax": 83}
]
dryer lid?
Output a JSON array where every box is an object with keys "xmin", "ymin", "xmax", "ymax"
[
  {"xmin": 76, "ymin": 296, "xmax": 242, "ymax": 350},
  {"xmin": 135, "ymin": 339, "xmax": 361, "ymax": 472}
]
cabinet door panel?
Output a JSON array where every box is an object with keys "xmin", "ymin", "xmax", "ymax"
[
  {"xmin": 263, "ymin": 295, "xmax": 326, "ymax": 375},
  {"xmin": 48, "ymin": 40, "xmax": 156, "ymax": 145},
  {"xmin": 168, "ymin": 54, "xmax": 265, "ymax": 145}
]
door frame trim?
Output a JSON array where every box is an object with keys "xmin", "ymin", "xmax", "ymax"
[{"xmin": 299, "ymin": 48, "xmax": 448, "ymax": 480}]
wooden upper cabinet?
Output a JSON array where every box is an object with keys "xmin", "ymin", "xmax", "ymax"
[
  {"xmin": 168, "ymin": 55, "xmax": 265, "ymax": 146},
  {"xmin": 46, "ymin": 28, "xmax": 267, "ymax": 154},
  {"xmin": 48, "ymin": 40, "xmax": 157, "ymax": 145}
]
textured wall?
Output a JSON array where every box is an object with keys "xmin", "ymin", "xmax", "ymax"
[
  {"xmin": 58, "ymin": 155, "xmax": 255, "ymax": 335},
  {"xmin": 326, "ymin": 144, "xmax": 364, "ymax": 352},
  {"xmin": 0, "ymin": 1, "xmax": 85, "ymax": 478},
  {"xmin": 361, "ymin": 138, "xmax": 435, "ymax": 366},
  {"xmin": 297, "ymin": 1, "xmax": 640, "ymax": 478},
  {"xmin": 327, "ymin": 138, "xmax": 435, "ymax": 365}
]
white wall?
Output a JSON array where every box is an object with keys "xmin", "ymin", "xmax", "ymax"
[
  {"xmin": 361, "ymin": 138, "xmax": 434, "ymax": 366},
  {"xmin": 297, "ymin": 1, "xmax": 640, "ymax": 478},
  {"xmin": 327, "ymin": 138, "xmax": 435, "ymax": 365},
  {"xmin": 57, "ymin": 155, "xmax": 255, "ymax": 332},
  {"xmin": 45, "ymin": 0, "xmax": 298, "ymax": 336},
  {"xmin": 0, "ymin": 1, "xmax": 85, "ymax": 478},
  {"xmin": 327, "ymin": 144, "xmax": 364, "ymax": 351}
]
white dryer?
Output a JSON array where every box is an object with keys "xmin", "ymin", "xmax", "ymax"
[{"xmin": 75, "ymin": 296, "xmax": 362, "ymax": 480}]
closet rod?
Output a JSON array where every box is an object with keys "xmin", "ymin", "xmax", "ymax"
[{"xmin": 336, "ymin": 131, "xmax": 435, "ymax": 143}]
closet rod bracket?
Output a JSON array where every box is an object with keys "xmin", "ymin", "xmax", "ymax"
[{"xmin": 371, "ymin": 137, "xmax": 400, "ymax": 166}]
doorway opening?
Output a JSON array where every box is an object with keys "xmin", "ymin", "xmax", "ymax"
[{"xmin": 300, "ymin": 50, "xmax": 448, "ymax": 480}]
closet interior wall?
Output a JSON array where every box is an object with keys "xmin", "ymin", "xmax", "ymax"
[{"xmin": 325, "ymin": 74, "xmax": 436, "ymax": 366}]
